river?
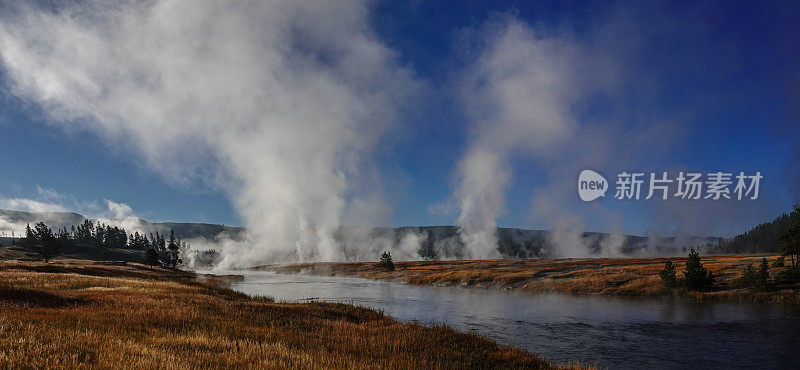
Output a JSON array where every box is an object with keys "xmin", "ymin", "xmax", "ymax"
[{"xmin": 222, "ymin": 271, "xmax": 800, "ymax": 369}]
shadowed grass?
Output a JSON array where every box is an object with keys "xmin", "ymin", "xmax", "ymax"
[
  {"xmin": 0, "ymin": 285, "xmax": 87, "ymax": 308},
  {"xmin": 0, "ymin": 259, "xmax": 569, "ymax": 369}
]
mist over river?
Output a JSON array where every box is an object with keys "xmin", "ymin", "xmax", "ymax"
[{"xmin": 219, "ymin": 271, "xmax": 800, "ymax": 369}]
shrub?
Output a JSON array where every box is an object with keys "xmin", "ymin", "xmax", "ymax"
[
  {"xmin": 772, "ymin": 256, "xmax": 785, "ymax": 268},
  {"xmin": 683, "ymin": 248, "xmax": 714, "ymax": 291},
  {"xmin": 378, "ymin": 251, "xmax": 395, "ymax": 271},
  {"xmin": 738, "ymin": 258, "xmax": 771, "ymax": 291},
  {"xmin": 752, "ymin": 258, "xmax": 771, "ymax": 291},
  {"xmin": 659, "ymin": 260, "xmax": 679, "ymax": 289},
  {"xmin": 776, "ymin": 266, "xmax": 800, "ymax": 284},
  {"xmin": 739, "ymin": 263, "xmax": 756, "ymax": 286}
]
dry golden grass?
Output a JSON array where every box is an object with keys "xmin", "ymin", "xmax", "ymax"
[
  {"xmin": 263, "ymin": 254, "xmax": 800, "ymax": 305},
  {"xmin": 0, "ymin": 259, "xmax": 565, "ymax": 369}
]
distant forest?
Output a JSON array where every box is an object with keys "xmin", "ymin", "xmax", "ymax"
[
  {"xmin": 713, "ymin": 205, "xmax": 800, "ymax": 254},
  {"xmin": 2, "ymin": 205, "xmax": 798, "ymax": 265},
  {"xmin": 18, "ymin": 220, "xmax": 188, "ymax": 267}
]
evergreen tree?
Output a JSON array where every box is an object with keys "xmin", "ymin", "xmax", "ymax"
[
  {"xmin": 145, "ymin": 247, "xmax": 160, "ymax": 268},
  {"xmin": 143, "ymin": 233, "xmax": 152, "ymax": 250},
  {"xmin": 56, "ymin": 226, "xmax": 70, "ymax": 252},
  {"xmin": 659, "ymin": 260, "xmax": 678, "ymax": 289},
  {"xmin": 740, "ymin": 263, "xmax": 756, "ymax": 286},
  {"xmin": 755, "ymin": 258, "xmax": 770, "ymax": 291},
  {"xmin": 683, "ymin": 247, "xmax": 714, "ymax": 290},
  {"xmin": 75, "ymin": 219, "xmax": 95, "ymax": 246},
  {"xmin": 95, "ymin": 222, "xmax": 106, "ymax": 248},
  {"xmin": 22, "ymin": 223, "xmax": 34, "ymax": 251},
  {"xmin": 28, "ymin": 222, "xmax": 58, "ymax": 263},
  {"xmin": 741, "ymin": 258, "xmax": 772, "ymax": 291},
  {"xmin": 167, "ymin": 229, "xmax": 180, "ymax": 268},
  {"xmin": 779, "ymin": 204, "xmax": 800, "ymax": 268},
  {"xmin": 378, "ymin": 251, "xmax": 395, "ymax": 271}
]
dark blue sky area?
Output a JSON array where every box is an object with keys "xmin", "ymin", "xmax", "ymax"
[{"xmin": 0, "ymin": 0, "xmax": 798, "ymax": 236}]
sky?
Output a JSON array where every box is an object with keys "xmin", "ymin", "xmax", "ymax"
[{"xmin": 0, "ymin": 0, "xmax": 798, "ymax": 244}]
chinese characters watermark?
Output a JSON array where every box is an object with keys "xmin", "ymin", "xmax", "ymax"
[{"xmin": 579, "ymin": 171, "xmax": 762, "ymax": 201}]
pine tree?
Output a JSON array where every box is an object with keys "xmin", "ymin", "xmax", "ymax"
[
  {"xmin": 779, "ymin": 204, "xmax": 800, "ymax": 268},
  {"xmin": 167, "ymin": 230, "xmax": 180, "ymax": 268},
  {"xmin": 740, "ymin": 263, "xmax": 756, "ymax": 286},
  {"xmin": 56, "ymin": 227, "xmax": 70, "ymax": 252},
  {"xmin": 659, "ymin": 260, "xmax": 678, "ymax": 289},
  {"xmin": 22, "ymin": 223, "xmax": 34, "ymax": 251},
  {"xmin": 378, "ymin": 251, "xmax": 395, "ymax": 271},
  {"xmin": 30, "ymin": 222, "xmax": 58, "ymax": 263},
  {"xmin": 755, "ymin": 257, "xmax": 770, "ymax": 291},
  {"xmin": 145, "ymin": 247, "xmax": 160, "ymax": 268},
  {"xmin": 683, "ymin": 247, "xmax": 714, "ymax": 291}
]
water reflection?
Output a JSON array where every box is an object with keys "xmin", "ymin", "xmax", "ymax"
[{"xmin": 223, "ymin": 271, "xmax": 800, "ymax": 369}]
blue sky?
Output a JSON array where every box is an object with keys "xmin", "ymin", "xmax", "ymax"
[{"xmin": 0, "ymin": 0, "xmax": 798, "ymax": 238}]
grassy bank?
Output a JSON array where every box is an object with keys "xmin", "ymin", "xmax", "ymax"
[
  {"xmin": 262, "ymin": 255, "xmax": 800, "ymax": 305},
  {"xmin": 0, "ymin": 259, "xmax": 563, "ymax": 369}
]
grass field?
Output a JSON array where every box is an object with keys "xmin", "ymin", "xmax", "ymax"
[
  {"xmin": 0, "ymin": 259, "xmax": 567, "ymax": 369},
  {"xmin": 262, "ymin": 254, "xmax": 800, "ymax": 305}
]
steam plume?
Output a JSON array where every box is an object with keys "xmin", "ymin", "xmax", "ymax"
[
  {"xmin": 454, "ymin": 16, "xmax": 579, "ymax": 258},
  {"xmin": 0, "ymin": 1, "xmax": 418, "ymax": 265}
]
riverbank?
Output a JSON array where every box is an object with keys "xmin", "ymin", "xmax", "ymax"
[
  {"xmin": 259, "ymin": 255, "xmax": 800, "ymax": 305},
  {"xmin": 0, "ymin": 259, "xmax": 564, "ymax": 368}
]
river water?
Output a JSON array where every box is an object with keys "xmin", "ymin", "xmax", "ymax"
[{"xmin": 224, "ymin": 271, "xmax": 800, "ymax": 369}]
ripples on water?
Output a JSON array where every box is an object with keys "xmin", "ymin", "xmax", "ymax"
[{"xmin": 218, "ymin": 271, "xmax": 800, "ymax": 369}]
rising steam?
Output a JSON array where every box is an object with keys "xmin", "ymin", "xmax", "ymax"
[
  {"xmin": 454, "ymin": 16, "xmax": 579, "ymax": 258},
  {"xmin": 1, "ymin": 3, "xmax": 787, "ymax": 263},
  {"xmin": 0, "ymin": 0, "xmax": 418, "ymax": 265}
]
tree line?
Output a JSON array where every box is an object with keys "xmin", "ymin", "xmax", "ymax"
[
  {"xmin": 714, "ymin": 204, "xmax": 800, "ymax": 254},
  {"xmin": 660, "ymin": 205, "xmax": 800, "ymax": 292},
  {"xmin": 22, "ymin": 220, "xmax": 188, "ymax": 268}
]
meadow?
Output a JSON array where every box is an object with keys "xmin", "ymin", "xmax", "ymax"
[
  {"xmin": 0, "ymin": 259, "xmax": 565, "ymax": 369},
  {"xmin": 264, "ymin": 254, "xmax": 800, "ymax": 305}
]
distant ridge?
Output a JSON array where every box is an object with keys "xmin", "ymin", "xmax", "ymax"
[
  {"xmin": 0, "ymin": 209, "xmax": 721, "ymax": 258},
  {"xmin": 0, "ymin": 209, "xmax": 244, "ymax": 240}
]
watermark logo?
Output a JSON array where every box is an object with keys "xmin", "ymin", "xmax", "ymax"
[
  {"xmin": 578, "ymin": 170, "xmax": 608, "ymax": 201},
  {"xmin": 579, "ymin": 170, "xmax": 762, "ymax": 201}
]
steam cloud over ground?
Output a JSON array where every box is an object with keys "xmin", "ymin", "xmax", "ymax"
[
  {"xmin": 0, "ymin": 2, "xmax": 795, "ymax": 264},
  {"xmin": 0, "ymin": 0, "xmax": 419, "ymax": 265}
]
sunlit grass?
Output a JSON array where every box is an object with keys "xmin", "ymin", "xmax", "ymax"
[
  {"xmin": 0, "ymin": 260, "xmax": 565, "ymax": 369},
  {"xmin": 266, "ymin": 254, "xmax": 800, "ymax": 305}
]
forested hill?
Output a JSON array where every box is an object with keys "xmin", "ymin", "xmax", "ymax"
[
  {"xmin": 0, "ymin": 208, "xmax": 723, "ymax": 258},
  {"xmin": 0, "ymin": 209, "xmax": 85, "ymax": 231},
  {"xmin": 716, "ymin": 206, "xmax": 800, "ymax": 254},
  {"xmin": 0, "ymin": 209, "xmax": 244, "ymax": 240}
]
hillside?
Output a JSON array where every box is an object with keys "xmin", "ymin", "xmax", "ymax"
[
  {"xmin": 0, "ymin": 209, "xmax": 725, "ymax": 261},
  {"xmin": 349, "ymin": 226, "xmax": 718, "ymax": 259},
  {"xmin": 0, "ymin": 209, "xmax": 244, "ymax": 242},
  {"xmin": 714, "ymin": 206, "xmax": 800, "ymax": 254}
]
